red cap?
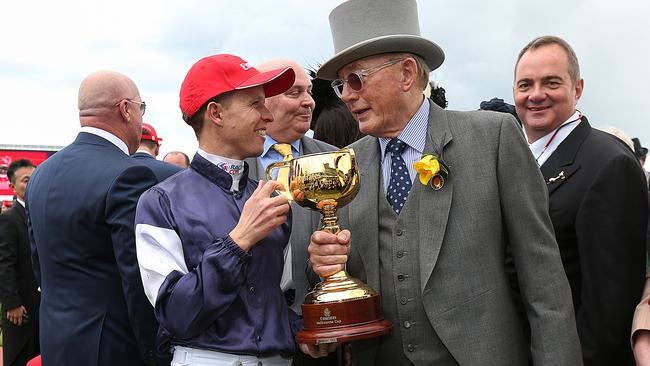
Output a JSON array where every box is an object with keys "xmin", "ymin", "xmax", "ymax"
[
  {"xmin": 179, "ymin": 54, "xmax": 295, "ymax": 119},
  {"xmin": 141, "ymin": 123, "xmax": 162, "ymax": 145}
]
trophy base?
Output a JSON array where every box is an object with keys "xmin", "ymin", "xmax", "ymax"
[{"xmin": 297, "ymin": 294, "xmax": 393, "ymax": 344}]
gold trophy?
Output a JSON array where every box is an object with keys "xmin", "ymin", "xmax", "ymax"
[{"xmin": 266, "ymin": 148, "xmax": 392, "ymax": 344}]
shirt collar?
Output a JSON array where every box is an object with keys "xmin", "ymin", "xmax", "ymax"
[
  {"xmin": 262, "ymin": 136, "xmax": 301, "ymax": 158},
  {"xmin": 379, "ymin": 97, "xmax": 429, "ymax": 157},
  {"xmin": 16, "ymin": 198, "xmax": 25, "ymax": 207},
  {"xmin": 80, "ymin": 126, "xmax": 129, "ymax": 155},
  {"xmin": 197, "ymin": 148, "xmax": 244, "ymax": 170},
  {"xmin": 135, "ymin": 149, "xmax": 154, "ymax": 157},
  {"xmin": 197, "ymin": 148, "xmax": 246, "ymax": 191},
  {"xmin": 527, "ymin": 110, "xmax": 581, "ymax": 156}
]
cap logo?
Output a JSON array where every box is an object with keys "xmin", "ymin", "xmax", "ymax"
[{"xmin": 240, "ymin": 62, "xmax": 252, "ymax": 71}]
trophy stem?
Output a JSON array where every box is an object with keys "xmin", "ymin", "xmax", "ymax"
[
  {"xmin": 319, "ymin": 201, "xmax": 339, "ymax": 234},
  {"xmin": 328, "ymin": 270, "xmax": 347, "ymax": 279},
  {"xmin": 319, "ymin": 200, "xmax": 348, "ymax": 277}
]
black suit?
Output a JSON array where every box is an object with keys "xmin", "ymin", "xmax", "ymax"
[
  {"xmin": 513, "ymin": 117, "xmax": 648, "ymax": 365},
  {"xmin": 26, "ymin": 132, "xmax": 160, "ymax": 366},
  {"xmin": 0, "ymin": 203, "xmax": 39, "ymax": 366},
  {"xmin": 131, "ymin": 152, "xmax": 182, "ymax": 182}
]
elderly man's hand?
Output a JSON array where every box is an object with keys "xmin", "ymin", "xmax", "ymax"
[{"xmin": 308, "ymin": 229, "xmax": 350, "ymax": 277}]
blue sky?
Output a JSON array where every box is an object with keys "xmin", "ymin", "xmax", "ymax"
[{"xmin": 1, "ymin": 0, "xmax": 648, "ymax": 161}]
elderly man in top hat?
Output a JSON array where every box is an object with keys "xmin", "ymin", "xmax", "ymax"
[{"xmin": 307, "ymin": 0, "xmax": 582, "ymax": 365}]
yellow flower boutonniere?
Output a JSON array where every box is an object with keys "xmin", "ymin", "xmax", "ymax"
[{"xmin": 413, "ymin": 154, "xmax": 449, "ymax": 190}]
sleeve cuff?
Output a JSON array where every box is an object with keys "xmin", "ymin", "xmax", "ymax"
[
  {"xmin": 222, "ymin": 235, "xmax": 252, "ymax": 262},
  {"xmin": 3, "ymin": 294, "xmax": 22, "ymax": 310}
]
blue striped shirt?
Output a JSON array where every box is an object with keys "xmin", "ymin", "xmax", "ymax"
[{"xmin": 379, "ymin": 98, "xmax": 429, "ymax": 193}]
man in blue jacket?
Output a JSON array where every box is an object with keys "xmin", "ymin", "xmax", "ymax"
[{"xmin": 26, "ymin": 70, "xmax": 159, "ymax": 365}]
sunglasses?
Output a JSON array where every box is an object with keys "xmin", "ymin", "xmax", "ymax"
[
  {"xmin": 331, "ymin": 59, "xmax": 405, "ymax": 98},
  {"xmin": 115, "ymin": 99, "xmax": 146, "ymax": 116}
]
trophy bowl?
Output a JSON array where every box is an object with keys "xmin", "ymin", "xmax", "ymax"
[{"xmin": 266, "ymin": 148, "xmax": 392, "ymax": 345}]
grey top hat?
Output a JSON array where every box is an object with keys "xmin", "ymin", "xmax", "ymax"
[{"xmin": 317, "ymin": 0, "xmax": 445, "ymax": 80}]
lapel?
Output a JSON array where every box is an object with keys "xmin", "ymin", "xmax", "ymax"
[
  {"xmin": 299, "ymin": 136, "xmax": 312, "ymax": 155},
  {"xmin": 540, "ymin": 117, "xmax": 591, "ymax": 195},
  {"xmin": 413, "ymin": 103, "xmax": 454, "ymax": 292},
  {"xmin": 244, "ymin": 157, "xmax": 264, "ymax": 181},
  {"xmin": 14, "ymin": 203, "xmax": 27, "ymax": 228},
  {"xmin": 349, "ymin": 136, "xmax": 381, "ymax": 290}
]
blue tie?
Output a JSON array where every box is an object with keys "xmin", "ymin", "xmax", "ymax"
[{"xmin": 386, "ymin": 139, "xmax": 412, "ymax": 214}]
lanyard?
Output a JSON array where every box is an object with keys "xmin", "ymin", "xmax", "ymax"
[{"xmin": 535, "ymin": 114, "xmax": 582, "ymax": 164}]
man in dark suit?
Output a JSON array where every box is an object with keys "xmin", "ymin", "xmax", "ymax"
[
  {"xmin": 513, "ymin": 35, "xmax": 648, "ymax": 366},
  {"xmin": 245, "ymin": 59, "xmax": 337, "ymax": 366},
  {"xmin": 132, "ymin": 122, "xmax": 181, "ymax": 182},
  {"xmin": 308, "ymin": 1, "xmax": 581, "ymax": 365},
  {"xmin": 0, "ymin": 159, "xmax": 39, "ymax": 366},
  {"xmin": 26, "ymin": 70, "xmax": 159, "ymax": 366}
]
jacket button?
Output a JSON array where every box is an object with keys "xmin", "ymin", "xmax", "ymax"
[
  {"xmin": 396, "ymin": 250, "xmax": 404, "ymax": 258},
  {"xmin": 396, "ymin": 228, "xmax": 404, "ymax": 236},
  {"xmin": 249, "ymin": 286, "xmax": 255, "ymax": 293},
  {"xmin": 400, "ymin": 296, "xmax": 408, "ymax": 305},
  {"xmin": 397, "ymin": 274, "xmax": 405, "ymax": 281},
  {"xmin": 407, "ymin": 343, "xmax": 415, "ymax": 352},
  {"xmin": 403, "ymin": 320, "xmax": 412, "ymax": 329}
]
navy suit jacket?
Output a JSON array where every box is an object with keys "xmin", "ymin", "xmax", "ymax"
[
  {"xmin": 26, "ymin": 132, "xmax": 159, "ymax": 366},
  {"xmin": 131, "ymin": 152, "xmax": 182, "ymax": 182}
]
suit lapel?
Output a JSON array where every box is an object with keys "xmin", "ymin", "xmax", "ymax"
[
  {"xmin": 416, "ymin": 104, "xmax": 453, "ymax": 292},
  {"xmin": 244, "ymin": 157, "xmax": 264, "ymax": 181},
  {"xmin": 540, "ymin": 118, "xmax": 591, "ymax": 195},
  {"xmin": 15, "ymin": 203, "xmax": 28, "ymax": 227},
  {"xmin": 350, "ymin": 137, "xmax": 381, "ymax": 290},
  {"xmin": 299, "ymin": 136, "xmax": 313, "ymax": 155}
]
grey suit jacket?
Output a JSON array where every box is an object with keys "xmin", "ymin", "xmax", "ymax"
[
  {"xmin": 245, "ymin": 136, "xmax": 337, "ymax": 313},
  {"xmin": 341, "ymin": 103, "xmax": 582, "ymax": 365}
]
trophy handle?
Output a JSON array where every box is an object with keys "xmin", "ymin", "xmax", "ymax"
[{"xmin": 265, "ymin": 161, "xmax": 293, "ymax": 200}]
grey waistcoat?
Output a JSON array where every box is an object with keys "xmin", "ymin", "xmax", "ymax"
[{"xmin": 375, "ymin": 178, "xmax": 458, "ymax": 366}]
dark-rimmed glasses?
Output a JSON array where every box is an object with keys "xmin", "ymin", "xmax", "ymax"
[
  {"xmin": 115, "ymin": 99, "xmax": 146, "ymax": 116},
  {"xmin": 331, "ymin": 58, "xmax": 405, "ymax": 98}
]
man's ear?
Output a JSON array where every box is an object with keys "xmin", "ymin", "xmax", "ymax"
[
  {"xmin": 401, "ymin": 58, "xmax": 418, "ymax": 92},
  {"xmin": 574, "ymin": 78, "xmax": 584, "ymax": 101},
  {"xmin": 8, "ymin": 182, "xmax": 15, "ymax": 193},
  {"xmin": 116, "ymin": 100, "xmax": 132, "ymax": 122},
  {"xmin": 206, "ymin": 102, "xmax": 224, "ymax": 127}
]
